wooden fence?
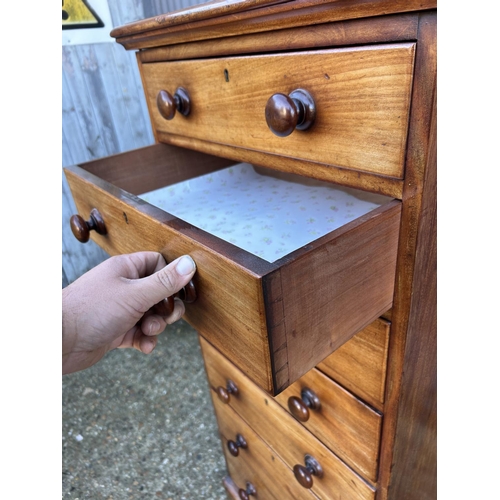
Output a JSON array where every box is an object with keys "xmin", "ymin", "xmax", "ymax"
[{"xmin": 62, "ymin": 0, "xmax": 205, "ymax": 287}]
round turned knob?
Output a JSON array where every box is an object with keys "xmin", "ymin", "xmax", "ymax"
[
  {"xmin": 152, "ymin": 279, "xmax": 197, "ymax": 317},
  {"xmin": 70, "ymin": 208, "xmax": 107, "ymax": 243},
  {"xmin": 176, "ymin": 280, "xmax": 197, "ymax": 303},
  {"xmin": 265, "ymin": 88, "xmax": 316, "ymax": 137},
  {"xmin": 293, "ymin": 454, "xmax": 324, "ymax": 489},
  {"xmin": 227, "ymin": 433, "xmax": 248, "ymax": 457},
  {"xmin": 287, "ymin": 387, "xmax": 321, "ymax": 422},
  {"xmin": 157, "ymin": 87, "xmax": 191, "ymax": 120},
  {"xmin": 216, "ymin": 380, "xmax": 239, "ymax": 404},
  {"xmin": 151, "ymin": 295, "xmax": 176, "ymax": 317},
  {"xmin": 238, "ymin": 482, "xmax": 256, "ymax": 500}
]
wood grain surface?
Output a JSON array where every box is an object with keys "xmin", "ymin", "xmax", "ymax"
[
  {"xmin": 112, "ymin": 0, "xmax": 436, "ymax": 50},
  {"xmin": 141, "ymin": 44, "xmax": 415, "ymax": 178},
  {"xmin": 138, "ymin": 13, "xmax": 419, "ymax": 63},
  {"xmin": 110, "ymin": 0, "xmax": 289, "ymax": 37},
  {"xmin": 275, "ymin": 368, "xmax": 383, "ymax": 481},
  {"xmin": 154, "ymin": 132, "xmax": 405, "ymax": 198},
  {"xmin": 65, "ymin": 151, "xmax": 401, "ymax": 396},
  {"xmin": 376, "ymin": 12, "xmax": 437, "ymax": 500},
  {"xmin": 67, "ymin": 3, "xmax": 437, "ymax": 495},
  {"xmin": 64, "ymin": 165, "xmax": 275, "ymax": 391},
  {"xmin": 214, "ymin": 395, "xmax": 319, "ymax": 499},
  {"xmin": 267, "ymin": 200, "xmax": 401, "ymax": 392},
  {"xmin": 317, "ymin": 318, "xmax": 391, "ymax": 411},
  {"xmin": 200, "ymin": 336, "xmax": 377, "ymax": 499},
  {"xmin": 80, "ymin": 142, "xmax": 235, "ymax": 195}
]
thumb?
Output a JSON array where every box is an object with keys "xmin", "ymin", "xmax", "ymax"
[{"xmin": 133, "ymin": 255, "xmax": 196, "ymax": 309}]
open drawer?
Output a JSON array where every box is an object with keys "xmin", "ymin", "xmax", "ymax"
[{"xmin": 64, "ymin": 143, "xmax": 401, "ymax": 395}]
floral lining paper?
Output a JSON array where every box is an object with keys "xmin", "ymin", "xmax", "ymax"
[{"xmin": 140, "ymin": 163, "xmax": 390, "ymax": 263}]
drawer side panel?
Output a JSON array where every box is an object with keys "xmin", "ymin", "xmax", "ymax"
[
  {"xmin": 276, "ymin": 201, "xmax": 401, "ymax": 389},
  {"xmin": 317, "ymin": 317, "xmax": 391, "ymax": 410}
]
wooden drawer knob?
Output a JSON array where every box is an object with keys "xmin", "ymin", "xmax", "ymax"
[
  {"xmin": 265, "ymin": 88, "xmax": 316, "ymax": 137},
  {"xmin": 227, "ymin": 433, "xmax": 248, "ymax": 457},
  {"xmin": 287, "ymin": 387, "xmax": 321, "ymax": 422},
  {"xmin": 152, "ymin": 275, "xmax": 197, "ymax": 316},
  {"xmin": 70, "ymin": 208, "xmax": 107, "ymax": 243},
  {"xmin": 157, "ymin": 87, "xmax": 191, "ymax": 120},
  {"xmin": 238, "ymin": 482, "xmax": 256, "ymax": 499},
  {"xmin": 216, "ymin": 379, "xmax": 239, "ymax": 404},
  {"xmin": 293, "ymin": 454, "xmax": 324, "ymax": 489}
]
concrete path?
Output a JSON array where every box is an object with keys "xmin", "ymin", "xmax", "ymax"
[{"xmin": 62, "ymin": 319, "xmax": 227, "ymax": 499}]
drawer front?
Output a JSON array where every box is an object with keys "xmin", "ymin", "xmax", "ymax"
[
  {"xmin": 214, "ymin": 395, "xmax": 318, "ymax": 500},
  {"xmin": 317, "ymin": 318, "xmax": 391, "ymax": 410},
  {"xmin": 64, "ymin": 157, "xmax": 273, "ymax": 392},
  {"xmin": 141, "ymin": 43, "xmax": 415, "ymax": 178},
  {"xmin": 275, "ymin": 368, "xmax": 382, "ymax": 481},
  {"xmin": 200, "ymin": 336, "xmax": 376, "ymax": 499},
  {"xmin": 64, "ymin": 144, "xmax": 401, "ymax": 395}
]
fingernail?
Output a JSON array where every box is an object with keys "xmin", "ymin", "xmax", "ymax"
[
  {"xmin": 176, "ymin": 255, "xmax": 196, "ymax": 276},
  {"xmin": 144, "ymin": 338, "xmax": 156, "ymax": 354},
  {"xmin": 149, "ymin": 320, "xmax": 161, "ymax": 335}
]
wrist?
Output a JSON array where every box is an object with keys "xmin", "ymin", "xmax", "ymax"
[{"xmin": 62, "ymin": 286, "xmax": 78, "ymax": 371}]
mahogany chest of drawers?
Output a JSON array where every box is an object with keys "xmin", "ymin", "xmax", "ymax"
[{"xmin": 65, "ymin": 1, "xmax": 436, "ymax": 498}]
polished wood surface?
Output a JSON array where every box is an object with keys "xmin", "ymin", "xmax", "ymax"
[
  {"xmin": 287, "ymin": 387, "xmax": 321, "ymax": 422},
  {"xmin": 65, "ymin": 163, "xmax": 274, "ymax": 391},
  {"xmin": 213, "ymin": 391, "xmax": 319, "ymax": 499},
  {"xmin": 155, "ymin": 131, "xmax": 404, "ymax": 198},
  {"xmin": 276, "ymin": 368, "xmax": 382, "ymax": 481},
  {"xmin": 267, "ymin": 200, "xmax": 401, "ymax": 392},
  {"xmin": 384, "ymin": 30, "xmax": 437, "ymax": 498},
  {"xmin": 317, "ymin": 318, "xmax": 391, "ymax": 411},
  {"xmin": 70, "ymin": 208, "xmax": 107, "ymax": 243},
  {"xmin": 65, "ymin": 151, "xmax": 401, "ymax": 395},
  {"xmin": 201, "ymin": 337, "xmax": 376, "ymax": 499},
  {"xmin": 80, "ymin": 142, "xmax": 234, "ymax": 196},
  {"xmin": 138, "ymin": 13, "xmax": 419, "ymax": 63},
  {"xmin": 265, "ymin": 89, "xmax": 316, "ymax": 137},
  {"xmin": 110, "ymin": 0, "xmax": 289, "ymax": 38},
  {"xmin": 216, "ymin": 379, "xmax": 240, "ymax": 404},
  {"xmin": 293, "ymin": 455, "xmax": 324, "ymax": 490},
  {"xmin": 141, "ymin": 44, "xmax": 415, "ymax": 178},
  {"xmin": 111, "ymin": 0, "xmax": 436, "ymax": 50},
  {"xmin": 376, "ymin": 13, "xmax": 437, "ymax": 499},
  {"xmin": 227, "ymin": 433, "xmax": 248, "ymax": 457},
  {"xmin": 157, "ymin": 87, "xmax": 191, "ymax": 119},
  {"xmin": 66, "ymin": 2, "xmax": 437, "ymax": 497}
]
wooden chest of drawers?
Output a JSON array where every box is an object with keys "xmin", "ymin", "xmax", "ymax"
[{"xmin": 65, "ymin": 1, "xmax": 436, "ymax": 498}]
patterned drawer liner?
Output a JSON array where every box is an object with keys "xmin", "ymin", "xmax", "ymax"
[{"xmin": 140, "ymin": 163, "xmax": 390, "ymax": 263}]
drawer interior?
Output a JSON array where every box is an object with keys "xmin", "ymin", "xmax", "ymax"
[
  {"xmin": 139, "ymin": 162, "xmax": 391, "ymax": 263},
  {"xmin": 65, "ymin": 143, "xmax": 401, "ymax": 394}
]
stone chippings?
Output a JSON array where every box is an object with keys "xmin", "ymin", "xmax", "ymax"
[{"xmin": 62, "ymin": 319, "xmax": 228, "ymax": 499}]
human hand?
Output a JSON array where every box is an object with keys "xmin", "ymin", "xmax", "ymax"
[{"xmin": 62, "ymin": 252, "xmax": 196, "ymax": 375}]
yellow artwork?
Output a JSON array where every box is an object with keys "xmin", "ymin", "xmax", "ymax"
[{"xmin": 62, "ymin": 0, "xmax": 103, "ymax": 29}]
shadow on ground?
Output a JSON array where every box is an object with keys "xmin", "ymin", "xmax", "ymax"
[{"xmin": 62, "ymin": 319, "xmax": 227, "ymax": 499}]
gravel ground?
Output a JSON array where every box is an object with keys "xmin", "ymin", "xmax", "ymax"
[{"xmin": 62, "ymin": 319, "xmax": 228, "ymax": 500}]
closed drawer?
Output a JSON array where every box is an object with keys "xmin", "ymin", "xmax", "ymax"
[
  {"xmin": 275, "ymin": 368, "xmax": 382, "ymax": 481},
  {"xmin": 141, "ymin": 43, "xmax": 415, "ymax": 179},
  {"xmin": 200, "ymin": 336, "xmax": 376, "ymax": 499},
  {"xmin": 317, "ymin": 317, "xmax": 391, "ymax": 410},
  {"xmin": 64, "ymin": 143, "xmax": 401, "ymax": 395},
  {"xmin": 214, "ymin": 395, "xmax": 318, "ymax": 499}
]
